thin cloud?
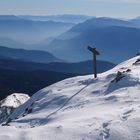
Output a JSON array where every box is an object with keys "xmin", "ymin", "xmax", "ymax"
[{"xmin": 88, "ymin": 0, "xmax": 140, "ymax": 4}]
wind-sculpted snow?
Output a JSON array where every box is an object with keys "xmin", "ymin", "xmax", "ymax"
[{"xmin": 1, "ymin": 56, "xmax": 140, "ymax": 140}]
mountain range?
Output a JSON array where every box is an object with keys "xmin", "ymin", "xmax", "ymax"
[
  {"xmin": 19, "ymin": 14, "xmax": 92, "ymax": 23},
  {"xmin": 0, "ymin": 15, "xmax": 75, "ymax": 45},
  {"xmin": 0, "ymin": 58, "xmax": 115, "ymax": 74},
  {"xmin": 0, "ymin": 15, "xmax": 140, "ymax": 63},
  {"xmin": 45, "ymin": 17, "xmax": 140, "ymax": 63}
]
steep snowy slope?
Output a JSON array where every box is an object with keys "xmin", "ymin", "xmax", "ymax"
[
  {"xmin": 0, "ymin": 93, "xmax": 29, "ymax": 123},
  {"xmin": 1, "ymin": 56, "xmax": 140, "ymax": 140}
]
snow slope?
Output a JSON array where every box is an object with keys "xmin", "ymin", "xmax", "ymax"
[
  {"xmin": 1, "ymin": 56, "xmax": 140, "ymax": 140},
  {"xmin": 0, "ymin": 93, "xmax": 30, "ymax": 123}
]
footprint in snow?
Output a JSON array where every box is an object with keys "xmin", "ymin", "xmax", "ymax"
[
  {"xmin": 120, "ymin": 108, "xmax": 134, "ymax": 121},
  {"xmin": 99, "ymin": 122, "xmax": 111, "ymax": 140}
]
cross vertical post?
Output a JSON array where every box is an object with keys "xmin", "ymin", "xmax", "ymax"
[
  {"xmin": 87, "ymin": 46, "xmax": 100, "ymax": 78},
  {"xmin": 93, "ymin": 51, "xmax": 97, "ymax": 78}
]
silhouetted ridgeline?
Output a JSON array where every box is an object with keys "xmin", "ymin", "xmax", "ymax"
[
  {"xmin": 0, "ymin": 46, "xmax": 61, "ymax": 63},
  {"xmin": 0, "ymin": 59, "xmax": 115, "ymax": 74}
]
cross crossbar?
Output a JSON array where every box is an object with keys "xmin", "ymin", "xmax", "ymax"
[{"xmin": 87, "ymin": 46, "xmax": 100, "ymax": 55}]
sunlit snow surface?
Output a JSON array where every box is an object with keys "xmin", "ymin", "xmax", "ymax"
[
  {"xmin": 0, "ymin": 93, "xmax": 30, "ymax": 124},
  {"xmin": 0, "ymin": 93, "xmax": 30, "ymax": 108},
  {"xmin": 1, "ymin": 56, "xmax": 140, "ymax": 140}
]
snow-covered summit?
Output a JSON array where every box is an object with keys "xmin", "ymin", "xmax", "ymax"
[
  {"xmin": 0, "ymin": 93, "xmax": 30, "ymax": 108},
  {"xmin": 0, "ymin": 93, "xmax": 30, "ymax": 124},
  {"xmin": 2, "ymin": 56, "xmax": 140, "ymax": 140}
]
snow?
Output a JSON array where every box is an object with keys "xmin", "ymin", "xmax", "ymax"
[
  {"xmin": 0, "ymin": 93, "xmax": 30, "ymax": 124},
  {"xmin": 0, "ymin": 56, "xmax": 140, "ymax": 140},
  {"xmin": 0, "ymin": 93, "xmax": 30, "ymax": 108}
]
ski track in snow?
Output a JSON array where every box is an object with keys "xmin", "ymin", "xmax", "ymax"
[{"xmin": 41, "ymin": 83, "xmax": 90, "ymax": 126}]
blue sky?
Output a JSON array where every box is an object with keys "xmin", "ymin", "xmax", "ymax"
[{"xmin": 0, "ymin": 0, "xmax": 140, "ymax": 18}]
